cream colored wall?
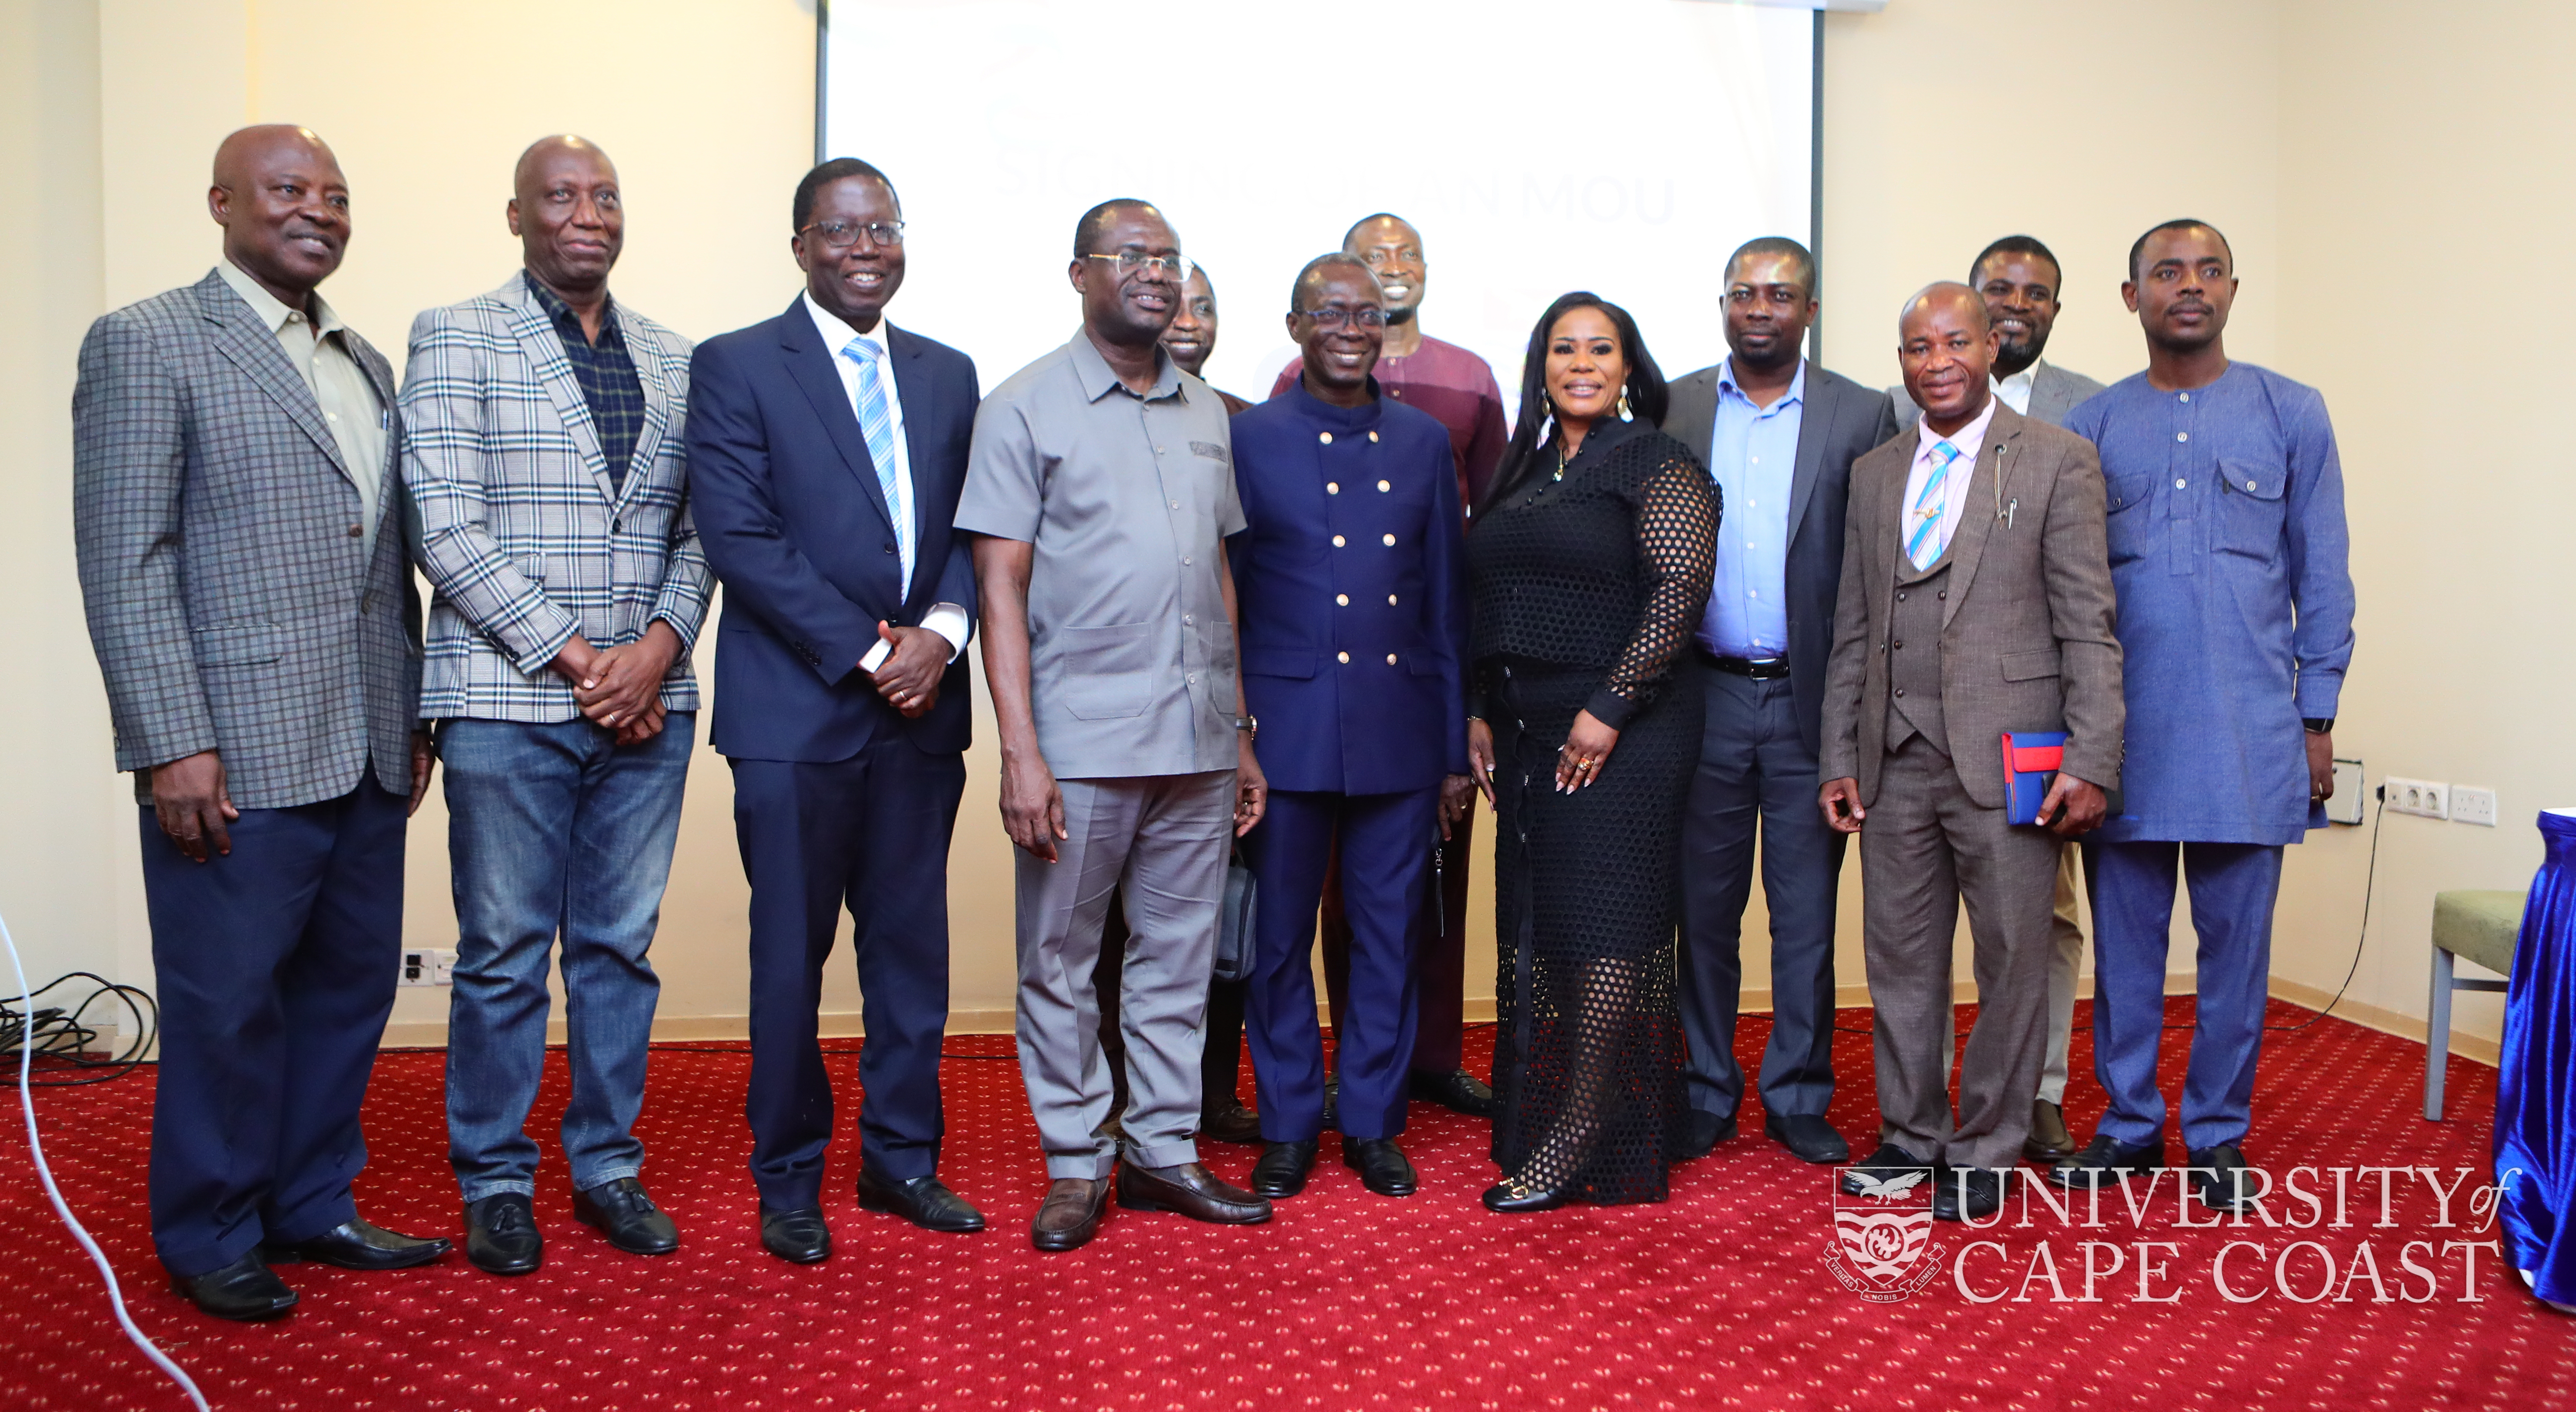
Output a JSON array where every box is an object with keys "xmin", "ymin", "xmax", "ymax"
[{"xmin": 7, "ymin": 0, "xmax": 2552, "ymax": 1054}]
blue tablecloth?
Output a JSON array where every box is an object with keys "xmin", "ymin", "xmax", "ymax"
[{"xmin": 2498, "ymin": 808, "xmax": 2576, "ymax": 1302}]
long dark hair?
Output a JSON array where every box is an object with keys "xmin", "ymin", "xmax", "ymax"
[{"xmin": 1477, "ymin": 291, "xmax": 1669, "ymax": 518}]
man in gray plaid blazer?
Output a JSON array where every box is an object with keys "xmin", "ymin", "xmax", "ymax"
[
  {"xmin": 73, "ymin": 125, "xmax": 451, "ymax": 1322},
  {"xmin": 401, "ymin": 136, "xmax": 711, "ymax": 1277}
]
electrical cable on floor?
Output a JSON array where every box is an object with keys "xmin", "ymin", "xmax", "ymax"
[
  {"xmin": 0, "ymin": 971, "xmax": 159, "ymax": 1086},
  {"xmin": 1, "ymin": 907, "xmax": 208, "ymax": 1412}
]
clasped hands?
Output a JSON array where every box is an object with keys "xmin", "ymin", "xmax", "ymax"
[{"xmin": 553, "ymin": 621, "xmax": 683, "ymax": 745}]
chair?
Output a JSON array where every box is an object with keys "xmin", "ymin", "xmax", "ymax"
[{"xmin": 2426, "ymin": 889, "xmax": 2524, "ymax": 1120}]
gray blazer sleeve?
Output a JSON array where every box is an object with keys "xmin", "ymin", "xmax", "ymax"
[
  {"xmin": 73, "ymin": 310, "xmax": 216, "ymax": 772},
  {"xmin": 1817, "ymin": 468, "xmax": 1874, "ymax": 785},
  {"xmin": 2039, "ymin": 435, "xmax": 2124, "ymax": 789}
]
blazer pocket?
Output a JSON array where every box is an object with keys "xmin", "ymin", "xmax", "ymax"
[
  {"xmin": 1054, "ymin": 621, "xmax": 1157, "ymax": 720},
  {"xmin": 192, "ymin": 623, "xmax": 287, "ymax": 667},
  {"xmin": 2001, "ymin": 649, "xmax": 2061, "ymax": 683},
  {"xmin": 1241, "ymin": 646, "xmax": 1318, "ymax": 680}
]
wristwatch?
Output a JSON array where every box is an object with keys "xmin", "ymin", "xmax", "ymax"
[
  {"xmin": 1234, "ymin": 715, "xmax": 1259, "ymax": 743},
  {"xmin": 2303, "ymin": 718, "xmax": 2335, "ymax": 735}
]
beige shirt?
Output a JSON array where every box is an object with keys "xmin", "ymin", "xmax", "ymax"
[{"xmin": 216, "ymin": 258, "xmax": 387, "ymax": 554}]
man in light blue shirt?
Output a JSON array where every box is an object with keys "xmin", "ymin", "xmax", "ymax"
[{"xmin": 1663, "ymin": 238, "xmax": 1898, "ymax": 1166}]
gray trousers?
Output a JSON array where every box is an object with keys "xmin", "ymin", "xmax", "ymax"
[
  {"xmin": 1677, "ymin": 666, "xmax": 1845, "ymax": 1119},
  {"xmin": 1859, "ymin": 737, "xmax": 2060, "ymax": 1170},
  {"xmin": 2037, "ymin": 847, "xmax": 2087, "ymax": 1106},
  {"xmin": 1014, "ymin": 770, "xmax": 1233, "ymax": 1180}
]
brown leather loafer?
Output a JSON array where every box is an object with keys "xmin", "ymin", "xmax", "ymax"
[
  {"xmin": 2023, "ymin": 1099, "xmax": 2076, "ymax": 1162},
  {"xmin": 1116, "ymin": 1161, "xmax": 1272, "ymax": 1225},
  {"xmin": 1030, "ymin": 1178, "xmax": 1109, "ymax": 1253},
  {"xmin": 1199, "ymin": 1101, "xmax": 1264, "ymax": 1146}
]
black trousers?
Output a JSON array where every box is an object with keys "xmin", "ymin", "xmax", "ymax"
[{"xmin": 141, "ymin": 777, "xmax": 407, "ymax": 1278}]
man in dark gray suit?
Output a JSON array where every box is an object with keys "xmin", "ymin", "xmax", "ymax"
[
  {"xmin": 72, "ymin": 125, "xmax": 450, "ymax": 1321},
  {"xmin": 1889, "ymin": 235, "xmax": 2108, "ymax": 1164},
  {"xmin": 1662, "ymin": 237, "xmax": 1897, "ymax": 1165},
  {"xmin": 1820, "ymin": 283, "xmax": 2122, "ymax": 1222}
]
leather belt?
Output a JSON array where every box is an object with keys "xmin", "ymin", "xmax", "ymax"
[{"xmin": 1696, "ymin": 648, "xmax": 1790, "ymax": 680}]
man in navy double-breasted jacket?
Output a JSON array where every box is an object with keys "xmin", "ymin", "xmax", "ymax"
[{"xmin": 1229, "ymin": 256, "xmax": 1469, "ymax": 1202}]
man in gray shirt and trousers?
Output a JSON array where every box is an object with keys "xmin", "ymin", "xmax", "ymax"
[{"xmin": 960, "ymin": 199, "xmax": 1273, "ymax": 1252}]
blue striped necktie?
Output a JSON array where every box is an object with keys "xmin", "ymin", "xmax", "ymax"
[
  {"xmin": 840, "ymin": 334, "xmax": 913, "ymax": 592},
  {"xmin": 1906, "ymin": 440, "xmax": 1961, "ymax": 570}
]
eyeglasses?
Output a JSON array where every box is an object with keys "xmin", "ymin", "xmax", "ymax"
[
  {"xmin": 800, "ymin": 219, "xmax": 905, "ymax": 250},
  {"xmin": 1293, "ymin": 306, "xmax": 1387, "ymax": 329},
  {"xmin": 1086, "ymin": 251, "xmax": 1192, "ymax": 281}
]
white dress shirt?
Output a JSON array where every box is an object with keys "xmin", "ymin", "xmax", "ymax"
[
  {"xmin": 1900, "ymin": 394, "xmax": 1999, "ymax": 566},
  {"xmin": 801, "ymin": 293, "xmax": 968, "ymax": 660},
  {"xmin": 1995, "ymin": 361, "xmax": 2039, "ymax": 415}
]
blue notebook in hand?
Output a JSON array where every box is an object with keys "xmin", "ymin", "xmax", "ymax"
[{"xmin": 2002, "ymin": 731, "xmax": 2070, "ymax": 827}]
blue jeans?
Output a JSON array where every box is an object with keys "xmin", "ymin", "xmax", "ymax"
[{"xmin": 439, "ymin": 713, "xmax": 693, "ymax": 1201}]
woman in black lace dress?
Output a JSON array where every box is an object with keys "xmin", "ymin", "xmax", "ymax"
[{"xmin": 1465, "ymin": 293, "xmax": 1717, "ymax": 1211}]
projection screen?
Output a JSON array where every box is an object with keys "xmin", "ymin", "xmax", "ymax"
[{"xmin": 820, "ymin": 0, "xmax": 1817, "ymax": 416}]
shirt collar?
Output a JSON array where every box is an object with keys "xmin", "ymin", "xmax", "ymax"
[
  {"xmin": 1716, "ymin": 355, "xmax": 1805, "ymax": 411},
  {"xmin": 217, "ymin": 257, "xmax": 346, "ymax": 339},
  {"xmin": 1914, "ymin": 393, "xmax": 2001, "ymax": 464},
  {"xmin": 525, "ymin": 270, "xmax": 621, "ymax": 347},
  {"xmin": 804, "ymin": 290, "xmax": 891, "ymax": 358},
  {"xmin": 1067, "ymin": 326, "xmax": 1183, "ymax": 403},
  {"xmin": 1280, "ymin": 371, "xmax": 1385, "ymax": 430},
  {"xmin": 1996, "ymin": 359, "xmax": 2041, "ymax": 405}
]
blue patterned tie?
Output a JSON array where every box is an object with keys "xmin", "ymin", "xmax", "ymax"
[
  {"xmin": 840, "ymin": 335, "xmax": 913, "ymax": 592},
  {"xmin": 1906, "ymin": 440, "xmax": 1961, "ymax": 570}
]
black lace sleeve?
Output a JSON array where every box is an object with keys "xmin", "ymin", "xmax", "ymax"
[{"xmin": 1585, "ymin": 446, "xmax": 1718, "ymax": 730}]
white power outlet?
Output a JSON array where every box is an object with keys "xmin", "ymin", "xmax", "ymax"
[
  {"xmin": 2451, "ymin": 786, "xmax": 2498, "ymax": 828},
  {"xmin": 2384, "ymin": 776, "xmax": 2450, "ymax": 820},
  {"xmin": 399, "ymin": 948, "xmax": 460, "ymax": 986}
]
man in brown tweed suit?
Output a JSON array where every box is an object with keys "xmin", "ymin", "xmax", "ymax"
[
  {"xmin": 72, "ymin": 125, "xmax": 450, "ymax": 1321},
  {"xmin": 1817, "ymin": 283, "xmax": 2123, "ymax": 1222}
]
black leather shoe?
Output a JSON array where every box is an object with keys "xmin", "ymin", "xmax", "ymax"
[
  {"xmin": 1411, "ymin": 1068, "xmax": 1498, "ymax": 1118},
  {"xmin": 464, "ymin": 1193, "xmax": 543, "ymax": 1276},
  {"xmin": 2188, "ymin": 1144, "xmax": 2259, "ymax": 1213},
  {"xmin": 1250, "ymin": 1139, "xmax": 1319, "ymax": 1198},
  {"xmin": 2047, "ymin": 1133, "xmax": 2165, "ymax": 1191},
  {"xmin": 760, "ymin": 1205, "xmax": 831, "ymax": 1264},
  {"xmin": 1117, "ymin": 1162, "xmax": 1273, "ymax": 1224},
  {"xmin": 574, "ymin": 1177, "xmax": 680, "ymax": 1256},
  {"xmin": 1199, "ymin": 1101, "xmax": 1264, "ymax": 1146},
  {"xmin": 171, "ymin": 1253, "xmax": 297, "ymax": 1321},
  {"xmin": 1674, "ymin": 1107, "xmax": 1739, "ymax": 1161},
  {"xmin": 1839, "ymin": 1142, "xmax": 1934, "ymax": 1198},
  {"xmin": 1934, "ymin": 1166, "xmax": 2012, "ymax": 1221},
  {"xmin": 1765, "ymin": 1113, "xmax": 1851, "ymax": 1165},
  {"xmin": 1031, "ymin": 1178, "xmax": 1110, "ymax": 1252},
  {"xmin": 857, "ymin": 1168, "xmax": 986, "ymax": 1233},
  {"xmin": 262, "ymin": 1218, "xmax": 450, "ymax": 1271},
  {"xmin": 1320, "ymin": 1078, "xmax": 1340, "ymax": 1133},
  {"xmin": 1343, "ymin": 1137, "xmax": 1418, "ymax": 1197},
  {"xmin": 2024, "ymin": 1099, "xmax": 2077, "ymax": 1162},
  {"xmin": 1481, "ymin": 1178, "xmax": 1574, "ymax": 1213}
]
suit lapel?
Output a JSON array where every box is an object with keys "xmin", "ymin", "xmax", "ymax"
[
  {"xmin": 2028, "ymin": 363, "xmax": 2067, "ymax": 427},
  {"xmin": 777, "ymin": 301, "xmax": 900, "ymax": 538},
  {"xmin": 1938, "ymin": 408, "xmax": 2024, "ymax": 629},
  {"xmin": 618, "ymin": 304, "xmax": 675, "ymax": 508},
  {"xmin": 502, "ymin": 280, "xmax": 617, "ymax": 506},
  {"xmin": 1786, "ymin": 361, "xmax": 1834, "ymax": 548},
  {"xmin": 886, "ymin": 325, "xmax": 937, "ymax": 552},
  {"xmin": 199, "ymin": 275, "xmax": 354, "ymax": 487}
]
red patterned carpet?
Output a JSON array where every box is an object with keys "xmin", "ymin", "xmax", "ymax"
[{"xmin": 2, "ymin": 997, "xmax": 2566, "ymax": 1411}]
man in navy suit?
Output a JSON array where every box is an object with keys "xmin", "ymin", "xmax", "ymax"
[
  {"xmin": 687, "ymin": 158, "xmax": 984, "ymax": 1264},
  {"xmin": 1230, "ymin": 255, "xmax": 1470, "ymax": 1201}
]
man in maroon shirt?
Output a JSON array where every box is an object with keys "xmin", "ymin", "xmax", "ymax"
[{"xmin": 1273, "ymin": 213, "xmax": 1507, "ymax": 1119}]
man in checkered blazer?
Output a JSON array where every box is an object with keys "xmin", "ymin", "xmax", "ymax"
[
  {"xmin": 72, "ymin": 126, "xmax": 452, "ymax": 1322},
  {"xmin": 399, "ymin": 137, "xmax": 711, "ymax": 1276}
]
